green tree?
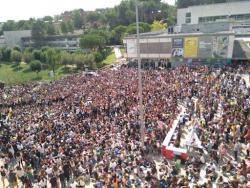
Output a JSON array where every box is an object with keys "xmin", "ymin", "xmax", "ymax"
[
  {"xmin": 112, "ymin": 25, "xmax": 127, "ymax": 44},
  {"xmin": 32, "ymin": 21, "xmax": 45, "ymax": 39},
  {"xmin": 61, "ymin": 22, "xmax": 68, "ymax": 34},
  {"xmin": 151, "ymin": 20, "xmax": 167, "ymax": 31},
  {"xmin": 85, "ymin": 53, "xmax": 96, "ymax": 70},
  {"xmin": 72, "ymin": 10, "xmax": 84, "ymax": 29},
  {"xmin": 46, "ymin": 22, "xmax": 56, "ymax": 35},
  {"xmin": 13, "ymin": 46, "xmax": 21, "ymax": 52},
  {"xmin": 43, "ymin": 16, "xmax": 53, "ymax": 22},
  {"xmin": 30, "ymin": 60, "xmax": 42, "ymax": 74},
  {"xmin": 22, "ymin": 50, "xmax": 33, "ymax": 63},
  {"xmin": 0, "ymin": 49, "xmax": 3, "ymax": 61},
  {"xmin": 46, "ymin": 48, "xmax": 60, "ymax": 74},
  {"xmin": 74, "ymin": 54, "xmax": 86, "ymax": 70},
  {"xmin": 32, "ymin": 50, "xmax": 42, "ymax": 61},
  {"xmin": 94, "ymin": 51, "xmax": 104, "ymax": 63},
  {"xmin": 11, "ymin": 50, "xmax": 22, "ymax": 70},
  {"xmin": 1, "ymin": 48, "xmax": 12, "ymax": 62},
  {"xmin": 80, "ymin": 34, "xmax": 106, "ymax": 50},
  {"xmin": 1, "ymin": 20, "xmax": 16, "ymax": 31},
  {"xmin": 11, "ymin": 50, "xmax": 22, "ymax": 64},
  {"xmin": 67, "ymin": 21, "xmax": 74, "ymax": 33},
  {"xmin": 60, "ymin": 51, "xmax": 72, "ymax": 67}
]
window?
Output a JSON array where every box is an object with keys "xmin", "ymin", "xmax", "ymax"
[
  {"xmin": 186, "ymin": 12, "xmax": 191, "ymax": 17},
  {"xmin": 186, "ymin": 12, "xmax": 191, "ymax": 24}
]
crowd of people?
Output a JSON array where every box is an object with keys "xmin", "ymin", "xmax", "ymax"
[{"xmin": 0, "ymin": 65, "xmax": 249, "ymax": 188}]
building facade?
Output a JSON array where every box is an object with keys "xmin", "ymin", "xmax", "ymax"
[
  {"xmin": 177, "ymin": 1, "xmax": 250, "ymax": 26},
  {"xmin": 0, "ymin": 30, "xmax": 81, "ymax": 52},
  {"xmin": 22, "ymin": 35, "xmax": 81, "ymax": 52}
]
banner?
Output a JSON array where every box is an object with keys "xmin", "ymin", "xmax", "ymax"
[
  {"xmin": 172, "ymin": 38, "xmax": 184, "ymax": 57},
  {"xmin": 198, "ymin": 36, "xmax": 213, "ymax": 58},
  {"xmin": 127, "ymin": 39, "xmax": 137, "ymax": 55},
  {"xmin": 212, "ymin": 36, "xmax": 229, "ymax": 58},
  {"xmin": 184, "ymin": 37, "xmax": 198, "ymax": 58}
]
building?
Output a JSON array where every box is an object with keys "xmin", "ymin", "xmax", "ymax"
[
  {"xmin": 3, "ymin": 30, "xmax": 32, "ymax": 49},
  {"xmin": 0, "ymin": 36, "xmax": 6, "ymax": 48},
  {"xmin": 175, "ymin": 1, "xmax": 250, "ymax": 35},
  {"xmin": 22, "ymin": 34, "xmax": 81, "ymax": 52},
  {"xmin": 123, "ymin": 1, "xmax": 250, "ymax": 66},
  {"xmin": 0, "ymin": 30, "xmax": 82, "ymax": 52},
  {"xmin": 177, "ymin": 1, "xmax": 250, "ymax": 26},
  {"xmin": 124, "ymin": 31, "xmax": 236, "ymax": 67}
]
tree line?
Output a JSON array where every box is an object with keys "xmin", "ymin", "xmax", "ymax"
[
  {"xmin": 0, "ymin": 0, "xmax": 176, "ymax": 44},
  {"xmin": 0, "ymin": 46, "xmax": 112, "ymax": 74}
]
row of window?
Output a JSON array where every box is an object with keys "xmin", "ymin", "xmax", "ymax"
[{"xmin": 198, "ymin": 14, "xmax": 250, "ymax": 23}]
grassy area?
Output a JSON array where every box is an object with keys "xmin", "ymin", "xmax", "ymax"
[
  {"xmin": 0, "ymin": 51, "xmax": 118, "ymax": 85},
  {"xmin": 97, "ymin": 52, "xmax": 117, "ymax": 68},
  {"xmin": 0, "ymin": 62, "xmax": 76, "ymax": 85}
]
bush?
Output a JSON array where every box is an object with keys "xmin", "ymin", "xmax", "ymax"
[
  {"xmin": 11, "ymin": 50, "xmax": 22, "ymax": 64},
  {"xmin": 30, "ymin": 60, "xmax": 42, "ymax": 74},
  {"xmin": 22, "ymin": 51, "xmax": 33, "ymax": 63},
  {"xmin": 94, "ymin": 51, "xmax": 104, "ymax": 63},
  {"xmin": 1, "ymin": 48, "xmax": 12, "ymax": 62}
]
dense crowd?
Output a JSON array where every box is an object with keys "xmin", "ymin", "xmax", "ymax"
[{"xmin": 0, "ymin": 65, "xmax": 249, "ymax": 188}]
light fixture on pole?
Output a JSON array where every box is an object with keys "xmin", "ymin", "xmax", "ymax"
[{"xmin": 135, "ymin": 0, "xmax": 145, "ymax": 145}]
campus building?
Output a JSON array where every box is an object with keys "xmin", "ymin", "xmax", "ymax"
[
  {"xmin": 177, "ymin": 1, "xmax": 250, "ymax": 26},
  {"xmin": 124, "ymin": 0, "xmax": 250, "ymax": 66},
  {"xmin": 22, "ymin": 34, "xmax": 81, "ymax": 52},
  {"xmin": 0, "ymin": 30, "xmax": 82, "ymax": 52}
]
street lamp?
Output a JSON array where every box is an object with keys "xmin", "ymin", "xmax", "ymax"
[{"xmin": 135, "ymin": 0, "xmax": 145, "ymax": 145}]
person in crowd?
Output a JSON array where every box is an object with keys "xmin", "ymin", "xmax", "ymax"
[{"xmin": 0, "ymin": 65, "xmax": 249, "ymax": 187}]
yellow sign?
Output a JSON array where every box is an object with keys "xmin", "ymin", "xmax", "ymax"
[{"xmin": 184, "ymin": 37, "xmax": 198, "ymax": 58}]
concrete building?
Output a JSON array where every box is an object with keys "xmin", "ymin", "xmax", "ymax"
[
  {"xmin": 177, "ymin": 1, "xmax": 250, "ymax": 26},
  {"xmin": 3, "ymin": 30, "xmax": 31, "ymax": 49},
  {"xmin": 22, "ymin": 34, "xmax": 81, "ymax": 52},
  {"xmin": 0, "ymin": 36, "xmax": 6, "ymax": 48},
  {"xmin": 0, "ymin": 30, "xmax": 81, "ymax": 52}
]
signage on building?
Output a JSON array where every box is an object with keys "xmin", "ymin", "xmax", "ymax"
[
  {"xmin": 212, "ymin": 36, "xmax": 229, "ymax": 58},
  {"xmin": 198, "ymin": 36, "xmax": 213, "ymax": 58},
  {"xmin": 184, "ymin": 37, "xmax": 198, "ymax": 58},
  {"xmin": 172, "ymin": 38, "xmax": 184, "ymax": 57},
  {"xmin": 127, "ymin": 39, "xmax": 137, "ymax": 55}
]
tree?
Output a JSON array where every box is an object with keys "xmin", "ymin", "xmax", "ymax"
[
  {"xmin": 112, "ymin": 25, "xmax": 127, "ymax": 44},
  {"xmin": 32, "ymin": 21, "xmax": 45, "ymax": 39},
  {"xmin": 72, "ymin": 10, "xmax": 84, "ymax": 29},
  {"xmin": 13, "ymin": 46, "xmax": 21, "ymax": 52},
  {"xmin": 32, "ymin": 50, "xmax": 42, "ymax": 61},
  {"xmin": 1, "ymin": 20, "xmax": 16, "ymax": 31},
  {"xmin": 125, "ymin": 22, "xmax": 151, "ymax": 35},
  {"xmin": 43, "ymin": 16, "xmax": 53, "ymax": 22},
  {"xmin": 84, "ymin": 53, "xmax": 96, "ymax": 70},
  {"xmin": 46, "ymin": 48, "xmax": 60, "ymax": 74},
  {"xmin": 0, "ymin": 49, "xmax": 3, "ymax": 61},
  {"xmin": 60, "ymin": 51, "xmax": 72, "ymax": 67},
  {"xmin": 1, "ymin": 48, "xmax": 12, "ymax": 62},
  {"xmin": 30, "ymin": 60, "xmax": 42, "ymax": 74},
  {"xmin": 22, "ymin": 50, "xmax": 33, "ymax": 63},
  {"xmin": 46, "ymin": 22, "xmax": 56, "ymax": 35},
  {"xmin": 11, "ymin": 50, "xmax": 22, "ymax": 64},
  {"xmin": 67, "ymin": 21, "xmax": 74, "ymax": 33},
  {"xmin": 151, "ymin": 20, "xmax": 167, "ymax": 31},
  {"xmin": 61, "ymin": 22, "xmax": 68, "ymax": 34},
  {"xmin": 74, "ymin": 54, "xmax": 86, "ymax": 70},
  {"xmin": 80, "ymin": 34, "xmax": 106, "ymax": 50}
]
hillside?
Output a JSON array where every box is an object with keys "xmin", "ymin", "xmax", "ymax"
[{"xmin": 0, "ymin": 0, "xmax": 176, "ymax": 39}]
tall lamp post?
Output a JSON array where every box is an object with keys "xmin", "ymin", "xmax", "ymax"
[{"xmin": 135, "ymin": 0, "xmax": 145, "ymax": 145}]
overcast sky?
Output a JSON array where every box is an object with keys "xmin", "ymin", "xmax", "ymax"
[{"xmin": 0, "ymin": 0, "xmax": 175, "ymax": 22}]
